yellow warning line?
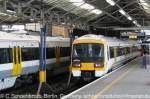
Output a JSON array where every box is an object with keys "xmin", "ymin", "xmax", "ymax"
[{"xmin": 91, "ymin": 68, "xmax": 133, "ymax": 99}]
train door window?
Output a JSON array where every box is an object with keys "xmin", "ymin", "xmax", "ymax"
[
  {"xmin": 0, "ymin": 48, "xmax": 12, "ymax": 64},
  {"xmin": 126, "ymin": 47, "xmax": 130, "ymax": 54},
  {"xmin": 107, "ymin": 46, "xmax": 109, "ymax": 60},
  {"xmin": 117, "ymin": 47, "xmax": 120, "ymax": 56},
  {"xmin": 109, "ymin": 47, "xmax": 114, "ymax": 58},
  {"xmin": 119, "ymin": 47, "xmax": 124, "ymax": 56}
]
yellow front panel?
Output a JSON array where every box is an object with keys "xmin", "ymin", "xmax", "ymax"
[
  {"xmin": 73, "ymin": 39, "xmax": 106, "ymax": 45},
  {"xmin": 72, "ymin": 67, "xmax": 80, "ymax": 70},
  {"xmin": 81, "ymin": 63, "xmax": 94, "ymax": 71},
  {"xmin": 95, "ymin": 67, "xmax": 105, "ymax": 71}
]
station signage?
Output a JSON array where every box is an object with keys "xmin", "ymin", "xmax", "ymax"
[{"xmin": 121, "ymin": 32, "xmax": 145, "ymax": 39}]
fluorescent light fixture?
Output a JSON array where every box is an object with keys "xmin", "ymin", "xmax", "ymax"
[
  {"xmin": 30, "ymin": 19, "xmax": 34, "ymax": 21},
  {"xmin": 0, "ymin": 12, "xmax": 8, "ymax": 16},
  {"xmin": 91, "ymin": 9, "xmax": 102, "ymax": 14},
  {"xmin": 61, "ymin": 22, "xmax": 65, "ymax": 25},
  {"xmin": 6, "ymin": 10, "xmax": 16, "ymax": 13},
  {"xmin": 119, "ymin": 9, "xmax": 126, "ymax": 15},
  {"xmin": 127, "ymin": 16, "xmax": 132, "ymax": 20},
  {"xmin": 70, "ymin": 0, "xmax": 85, "ymax": 6},
  {"xmin": 137, "ymin": 24, "xmax": 141, "ymax": 27},
  {"xmin": 139, "ymin": 0, "xmax": 149, "ymax": 9},
  {"xmin": 133, "ymin": 20, "xmax": 137, "ymax": 24},
  {"xmin": 73, "ymin": 2, "xmax": 84, "ymax": 6},
  {"xmin": 80, "ymin": 3, "xmax": 94, "ymax": 10},
  {"xmin": 13, "ymin": 15, "xmax": 17, "ymax": 17},
  {"xmin": 70, "ymin": 0, "xmax": 84, "ymax": 2},
  {"xmin": 106, "ymin": 0, "xmax": 115, "ymax": 6}
]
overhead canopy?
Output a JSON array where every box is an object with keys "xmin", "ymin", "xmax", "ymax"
[{"xmin": 0, "ymin": 0, "xmax": 149, "ymax": 28}]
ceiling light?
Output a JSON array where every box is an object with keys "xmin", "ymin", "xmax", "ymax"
[
  {"xmin": 73, "ymin": 2, "xmax": 84, "ymax": 6},
  {"xmin": 127, "ymin": 16, "xmax": 132, "ymax": 20},
  {"xmin": 6, "ymin": 10, "xmax": 16, "ymax": 13},
  {"xmin": 70, "ymin": 0, "xmax": 84, "ymax": 2},
  {"xmin": 70, "ymin": 0, "xmax": 85, "ymax": 6},
  {"xmin": 137, "ymin": 24, "xmax": 141, "ymax": 27},
  {"xmin": 106, "ymin": 0, "xmax": 115, "ymax": 6},
  {"xmin": 139, "ymin": 0, "xmax": 149, "ymax": 9},
  {"xmin": 91, "ymin": 9, "xmax": 102, "ymax": 14},
  {"xmin": 30, "ymin": 19, "xmax": 34, "ymax": 21},
  {"xmin": 133, "ymin": 20, "xmax": 137, "ymax": 24},
  {"xmin": 80, "ymin": 3, "xmax": 94, "ymax": 10},
  {"xmin": 0, "ymin": 12, "xmax": 8, "ymax": 16},
  {"xmin": 119, "ymin": 9, "xmax": 126, "ymax": 15}
]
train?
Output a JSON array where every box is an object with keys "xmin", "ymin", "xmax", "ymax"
[
  {"xmin": 0, "ymin": 31, "xmax": 70, "ymax": 90},
  {"xmin": 71, "ymin": 34, "xmax": 140, "ymax": 80}
]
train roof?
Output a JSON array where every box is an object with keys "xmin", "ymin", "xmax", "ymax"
[
  {"xmin": 74, "ymin": 34, "xmax": 137, "ymax": 47},
  {"xmin": 0, "ymin": 31, "xmax": 70, "ymax": 42}
]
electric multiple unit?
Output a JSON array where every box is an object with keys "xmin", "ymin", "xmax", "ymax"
[
  {"xmin": 71, "ymin": 34, "xmax": 140, "ymax": 80},
  {"xmin": 0, "ymin": 32, "xmax": 70, "ymax": 90}
]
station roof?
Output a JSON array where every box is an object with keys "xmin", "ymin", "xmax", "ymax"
[{"xmin": 0, "ymin": 0, "xmax": 149, "ymax": 28}]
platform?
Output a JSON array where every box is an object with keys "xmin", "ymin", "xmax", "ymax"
[{"xmin": 62, "ymin": 56, "xmax": 150, "ymax": 99}]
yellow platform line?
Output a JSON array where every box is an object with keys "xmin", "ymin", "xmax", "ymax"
[{"xmin": 91, "ymin": 68, "xmax": 133, "ymax": 99}]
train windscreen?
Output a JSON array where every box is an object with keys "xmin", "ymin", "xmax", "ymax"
[{"xmin": 73, "ymin": 43, "xmax": 104, "ymax": 62}]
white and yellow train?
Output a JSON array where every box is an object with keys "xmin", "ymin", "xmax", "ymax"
[
  {"xmin": 0, "ymin": 31, "xmax": 70, "ymax": 90},
  {"xmin": 71, "ymin": 34, "xmax": 140, "ymax": 80}
]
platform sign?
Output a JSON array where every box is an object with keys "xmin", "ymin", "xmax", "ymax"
[
  {"xmin": 121, "ymin": 32, "xmax": 145, "ymax": 39},
  {"xmin": 129, "ymin": 36, "xmax": 137, "ymax": 39}
]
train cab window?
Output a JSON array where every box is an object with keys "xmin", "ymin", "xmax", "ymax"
[
  {"xmin": 73, "ymin": 43, "xmax": 104, "ymax": 62},
  {"xmin": 0, "ymin": 48, "xmax": 12, "ymax": 64},
  {"xmin": 109, "ymin": 47, "xmax": 114, "ymax": 58}
]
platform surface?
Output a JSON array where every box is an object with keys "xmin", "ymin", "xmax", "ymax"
[{"xmin": 62, "ymin": 56, "xmax": 150, "ymax": 99}]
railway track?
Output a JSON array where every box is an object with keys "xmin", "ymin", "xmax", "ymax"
[{"xmin": 0, "ymin": 57, "xmax": 136, "ymax": 99}]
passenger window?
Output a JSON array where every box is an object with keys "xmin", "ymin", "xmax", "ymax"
[
  {"xmin": 0, "ymin": 48, "xmax": 12, "ymax": 64},
  {"xmin": 60, "ymin": 47, "xmax": 70, "ymax": 57},
  {"xmin": 46, "ymin": 47, "xmax": 55, "ymax": 58},
  {"xmin": 22, "ymin": 48, "xmax": 39, "ymax": 61}
]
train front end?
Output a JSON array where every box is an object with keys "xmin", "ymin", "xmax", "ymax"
[{"xmin": 71, "ymin": 39, "xmax": 106, "ymax": 80}]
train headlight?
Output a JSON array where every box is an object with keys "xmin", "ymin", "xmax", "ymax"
[
  {"xmin": 94, "ymin": 63, "xmax": 103, "ymax": 68},
  {"xmin": 73, "ymin": 63, "xmax": 81, "ymax": 67},
  {"xmin": 73, "ymin": 60, "xmax": 81, "ymax": 67}
]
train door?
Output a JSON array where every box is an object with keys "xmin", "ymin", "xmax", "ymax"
[{"xmin": 12, "ymin": 43, "xmax": 22, "ymax": 76}]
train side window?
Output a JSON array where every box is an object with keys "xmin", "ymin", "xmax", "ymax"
[
  {"xmin": 109, "ymin": 47, "xmax": 114, "ymax": 58},
  {"xmin": 60, "ymin": 47, "xmax": 70, "ymax": 57},
  {"xmin": 22, "ymin": 48, "xmax": 39, "ymax": 61},
  {"xmin": 33, "ymin": 48, "xmax": 39, "ymax": 60},
  {"xmin": 0, "ymin": 48, "xmax": 12, "ymax": 64},
  {"xmin": 46, "ymin": 47, "xmax": 55, "ymax": 58}
]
